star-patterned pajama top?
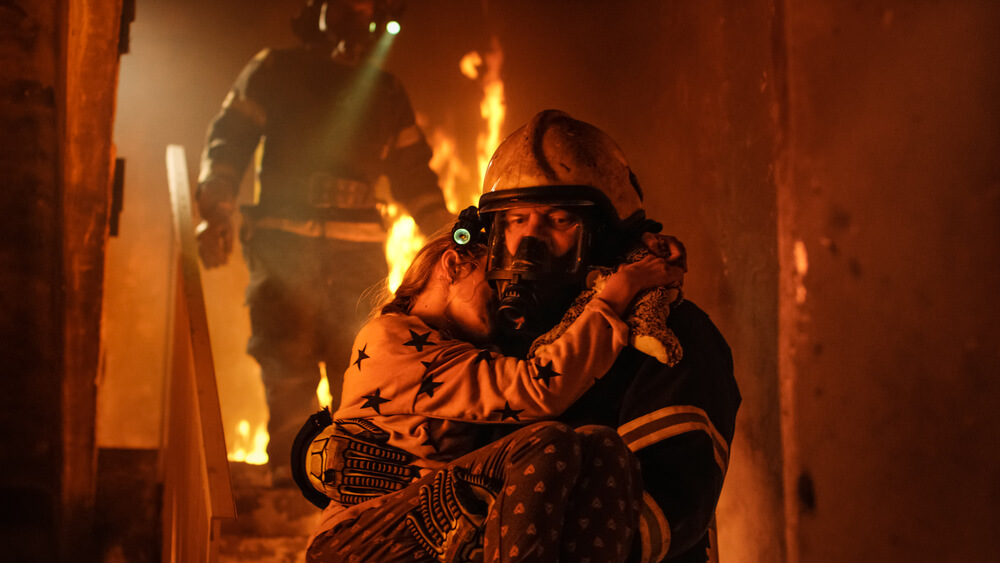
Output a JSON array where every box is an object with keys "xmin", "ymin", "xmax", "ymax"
[{"xmin": 331, "ymin": 297, "xmax": 629, "ymax": 469}]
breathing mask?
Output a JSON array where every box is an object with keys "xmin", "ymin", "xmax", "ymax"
[{"xmin": 480, "ymin": 199, "xmax": 596, "ymax": 334}]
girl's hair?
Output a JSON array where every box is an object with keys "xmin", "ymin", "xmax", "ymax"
[{"xmin": 380, "ymin": 231, "xmax": 487, "ymax": 316}]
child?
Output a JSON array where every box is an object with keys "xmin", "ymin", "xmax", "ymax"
[{"xmin": 304, "ymin": 229, "xmax": 683, "ymax": 563}]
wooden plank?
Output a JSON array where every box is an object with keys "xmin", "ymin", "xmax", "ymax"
[
  {"xmin": 167, "ymin": 280, "xmax": 213, "ymax": 562},
  {"xmin": 165, "ymin": 144, "xmax": 236, "ymax": 520}
]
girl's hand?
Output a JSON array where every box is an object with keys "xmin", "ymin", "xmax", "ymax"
[{"xmin": 598, "ymin": 255, "xmax": 685, "ymax": 317}]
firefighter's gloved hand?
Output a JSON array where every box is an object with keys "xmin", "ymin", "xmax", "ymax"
[
  {"xmin": 195, "ymin": 178, "xmax": 236, "ymax": 269},
  {"xmin": 641, "ymin": 232, "xmax": 687, "ymax": 273},
  {"xmin": 307, "ymin": 418, "xmax": 421, "ymax": 506},
  {"xmin": 405, "ymin": 468, "xmax": 497, "ymax": 563},
  {"xmin": 195, "ymin": 218, "xmax": 233, "ymax": 268}
]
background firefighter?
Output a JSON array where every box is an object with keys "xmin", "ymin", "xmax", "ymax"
[{"xmin": 195, "ymin": 0, "xmax": 452, "ymax": 485}]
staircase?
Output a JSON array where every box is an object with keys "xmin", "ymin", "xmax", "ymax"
[{"xmin": 217, "ymin": 463, "xmax": 323, "ymax": 563}]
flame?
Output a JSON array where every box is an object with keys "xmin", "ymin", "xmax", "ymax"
[
  {"xmin": 463, "ymin": 37, "xmax": 506, "ymax": 186},
  {"xmin": 382, "ymin": 39, "xmax": 505, "ymax": 292},
  {"xmin": 225, "ymin": 361, "xmax": 335, "ymax": 466},
  {"xmin": 317, "ymin": 361, "xmax": 333, "ymax": 407},
  {"xmin": 227, "ymin": 418, "xmax": 269, "ymax": 465},
  {"xmin": 385, "ymin": 207, "xmax": 425, "ymax": 293},
  {"xmin": 427, "ymin": 125, "xmax": 475, "ymax": 215}
]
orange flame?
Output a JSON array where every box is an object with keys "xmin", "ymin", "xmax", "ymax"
[
  {"xmin": 384, "ymin": 39, "xmax": 505, "ymax": 291},
  {"xmin": 227, "ymin": 418, "xmax": 269, "ymax": 465},
  {"xmin": 317, "ymin": 361, "xmax": 334, "ymax": 407},
  {"xmin": 226, "ymin": 360, "xmax": 337, "ymax": 466},
  {"xmin": 385, "ymin": 206, "xmax": 425, "ymax": 293},
  {"xmin": 426, "ymin": 124, "xmax": 475, "ymax": 214},
  {"xmin": 463, "ymin": 37, "xmax": 506, "ymax": 187}
]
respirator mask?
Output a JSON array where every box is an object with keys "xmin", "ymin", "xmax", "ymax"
[{"xmin": 480, "ymin": 201, "xmax": 595, "ymax": 335}]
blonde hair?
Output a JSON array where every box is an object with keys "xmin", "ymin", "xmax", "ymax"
[{"xmin": 380, "ymin": 231, "xmax": 486, "ymax": 316}]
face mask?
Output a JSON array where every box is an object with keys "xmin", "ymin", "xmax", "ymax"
[
  {"xmin": 493, "ymin": 236, "xmax": 549, "ymax": 332},
  {"xmin": 475, "ymin": 201, "xmax": 596, "ymax": 336},
  {"xmin": 489, "ymin": 235, "xmax": 588, "ymax": 335}
]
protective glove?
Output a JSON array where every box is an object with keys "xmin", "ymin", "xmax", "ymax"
[
  {"xmin": 194, "ymin": 177, "xmax": 236, "ymax": 269},
  {"xmin": 305, "ymin": 417, "xmax": 421, "ymax": 507},
  {"xmin": 405, "ymin": 467, "xmax": 498, "ymax": 563},
  {"xmin": 641, "ymin": 231, "xmax": 688, "ymax": 273}
]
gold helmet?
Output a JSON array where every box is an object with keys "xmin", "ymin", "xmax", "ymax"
[{"xmin": 479, "ymin": 109, "xmax": 645, "ymax": 228}]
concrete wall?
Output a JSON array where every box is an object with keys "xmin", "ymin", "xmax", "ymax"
[
  {"xmin": 0, "ymin": 0, "xmax": 122, "ymax": 560},
  {"xmin": 778, "ymin": 2, "xmax": 1000, "ymax": 561}
]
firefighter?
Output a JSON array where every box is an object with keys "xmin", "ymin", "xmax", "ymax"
[
  {"xmin": 477, "ymin": 110, "xmax": 740, "ymax": 562},
  {"xmin": 299, "ymin": 110, "xmax": 740, "ymax": 562},
  {"xmin": 195, "ymin": 0, "xmax": 452, "ymax": 485}
]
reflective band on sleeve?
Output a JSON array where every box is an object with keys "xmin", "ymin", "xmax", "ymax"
[
  {"xmin": 637, "ymin": 491, "xmax": 670, "ymax": 563},
  {"xmin": 618, "ymin": 405, "xmax": 730, "ymax": 474},
  {"xmin": 196, "ymin": 161, "xmax": 242, "ymax": 191},
  {"xmin": 222, "ymin": 91, "xmax": 267, "ymax": 128}
]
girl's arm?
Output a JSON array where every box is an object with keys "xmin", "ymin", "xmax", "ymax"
[{"xmin": 335, "ymin": 256, "xmax": 681, "ymax": 423}]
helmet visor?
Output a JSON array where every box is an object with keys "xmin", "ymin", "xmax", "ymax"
[{"xmin": 484, "ymin": 202, "xmax": 593, "ymax": 285}]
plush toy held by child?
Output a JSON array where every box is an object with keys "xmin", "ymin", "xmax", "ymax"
[{"xmin": 529, "ymin": 237, "xmax": 685, "ymax": 366}]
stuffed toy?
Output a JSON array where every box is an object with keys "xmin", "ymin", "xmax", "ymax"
[{"xmin": 528, "ymin": 242, "xmax": 684, "ymax": 366}]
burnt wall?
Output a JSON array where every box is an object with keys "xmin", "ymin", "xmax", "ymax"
[
  {"xmin": 778, "ymin": 2, "xmax": 1000, "ymax": 561},
  {"xmin": 0, "ymin": 1, "xmax": 65, "ymax": 558},
  {"xmin": 0, "ymin": 0, "xmax": 122, "ymax": 560}
]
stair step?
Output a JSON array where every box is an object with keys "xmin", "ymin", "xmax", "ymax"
[
  {"xmin": 218, "ymin": 535, "xmax": 311, "ymax": 563},
  {"xmin": 218, "ymin": 463, "xmax": 322, "ymax": 562}
]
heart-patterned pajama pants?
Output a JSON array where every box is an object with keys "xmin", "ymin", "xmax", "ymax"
[{"xmin": 306, "ymin": 421, "xmax": 643, "ymax": 563}]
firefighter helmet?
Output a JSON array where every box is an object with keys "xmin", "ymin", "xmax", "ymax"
[
  {"xmin": 479, "ymin": 109, "xmax": 645, "ymax": 229},
  {"xmin": 292, "ymin": 0, "xmax": 403, "ymax": 60}
]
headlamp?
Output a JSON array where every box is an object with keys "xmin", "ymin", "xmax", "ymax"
[{"xmin": 451, "ymin": 205, "xmax": 488, "ymax": 247}]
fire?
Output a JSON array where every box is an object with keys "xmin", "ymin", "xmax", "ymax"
[
  {"xmin": 227, "ymin": 418, "xmax": 269, "ymax": 465},
  {"xmin": 383, "ymin": 38, "xmax": 506, "ymax": 293},
  {"xmin": 384, "ymin": 206, "xmax": 426, "ymax": 292},
  {"xmin": 462, "ymin": 37, "xmax": 506, "ymax": 186},
  {"xmin": 426, "ymin": 124, "xmax": 474, "ymax": 216},
  {"xmin": 225, "ymin": 361, "xmax": 335, "ymax": 467},
  {"xmin": 317, "ymin": 361, "xmax": 334, "ymax": 407}
]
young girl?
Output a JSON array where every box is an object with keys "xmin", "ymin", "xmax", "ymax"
[{"xmin": 304, "ymin": 229, "xmax": 683, "ymax": 563}]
